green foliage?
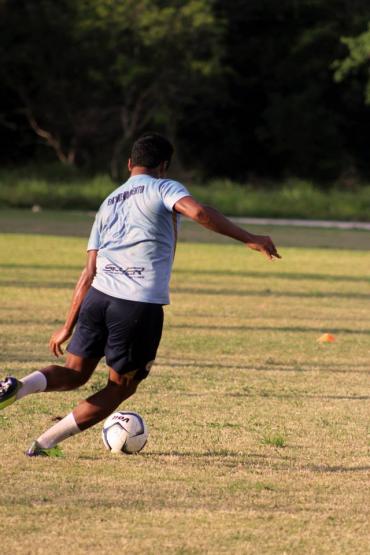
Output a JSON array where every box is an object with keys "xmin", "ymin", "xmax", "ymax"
[
  {"xmin": 180, "ymin": 179, "xmax": 370, "ymax": 221},
  {"xmin": 261, "ymin": 433, "xmax": 287, "ymax": 448},
  {"xmin": 333, "ymin": 23, "xmax": 370, "ymax": 103},
  {"xmin": 194, "ymin": 180, "xmax": 304, "ymax": 218},
  {"xmin": 2, "ymin": 165, "xmax": 370, "ymax": 220},
  {"xmin": 0, "ymin": 165, "xmax": 114, "ymax": 209}
]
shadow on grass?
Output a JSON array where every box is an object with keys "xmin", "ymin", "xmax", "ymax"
[
  {"xmin": 169, "ymin": 323, "xmax": 370, "ymax": 335},
  {"xmin": 173, "ymin": 390, "xmax": 370, "ymax": 400},
  {"xmin": 174, "ymin": 268, "xmax": 370, "ymax": 284},
  {"xmin": 142, "ymin": 450, "xmax": 370, "ymax": 474},
  {"xmin": 0, "ymin": 263, "xmax": 81, "ymax": 271},
  {"xmin": 1, "ymin": 263, "xmax": 368, "ymax": 285},
  {"xmin": 1, "ymin": 280, "xmax": 369, "ymax": 302},
  {"xmin": 160, "ymin": 360, "xmax": 370, "ymax": 375},
  {"xmin": 308, "ymin": 464, "xmax": 370, "ymax": 473},
  {"xmin": 142, "ymin": 449, "xmax": 270, "ymax": 460},
  {"xmin": 0, "ymin": 280, "xmax": 75, "ymax": 289},
  {"xmin": 227, "ymin": 392, "xmax": 370, "ymax": 401},
  {"xmin": 0, "ymin": 319, "xmax": 64, "ymax": 325},
  {"xmin": 0, "ymin": 354, "xmax": 53, "ymax": 363},
  {"xmin": 2, "ymin": 320, "xmax": 370, "ymax": 337},
  {"xmin": 172, "ymin": 287, "xmax": 370, "ymax": 301}
]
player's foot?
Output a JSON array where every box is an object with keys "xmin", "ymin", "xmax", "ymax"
[
  {"xmin": 0, "ymin": 376, "xmax": 21, "ymax": 410},
  {"xmin": 26, "ymin": 441, "xmax": 64, "ymax": 458}
]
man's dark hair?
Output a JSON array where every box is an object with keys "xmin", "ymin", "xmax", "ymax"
[{"xmin": 130, "ymin": 133, "xmax": 174, "ymax": 169}]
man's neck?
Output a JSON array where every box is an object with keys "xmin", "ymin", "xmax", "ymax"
[{"xmin": 130, "ymin": 166, "xmax": 164, "ymax": 178}]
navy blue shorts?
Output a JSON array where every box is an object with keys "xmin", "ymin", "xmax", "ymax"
[{"xmin": 67, "ymin": 287, "xmax": 164, "ymax": 380}]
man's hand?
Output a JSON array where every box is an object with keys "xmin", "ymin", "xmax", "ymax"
[
  {"xmin": 245, "ymin": 234, "xmax": 281, "ymax": 260},
  {"xmin": 49, "ymin": 326, "xmax": 72, "ymax": 358}
]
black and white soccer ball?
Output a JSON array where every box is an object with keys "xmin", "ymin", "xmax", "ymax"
[{"xmin": 102, "ymin": 411, "xmax": 148, "ymax": 454}]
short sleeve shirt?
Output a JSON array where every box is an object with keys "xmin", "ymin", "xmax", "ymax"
[{"xmin": 88, "ymin": 174, "xmax": 190, "ymax": 304}]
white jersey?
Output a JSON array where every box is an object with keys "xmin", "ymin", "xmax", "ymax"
[{"xmin": 87, "ymin": 174, "xmax": 190, "ymax": 304}]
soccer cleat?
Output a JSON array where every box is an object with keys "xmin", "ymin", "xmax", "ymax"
[
  {"xmin": 26, "ymin": 441, "xmax": 64, "ymax": 458},
  {"xmin": 0, "ymin": 376, "xmax": 21, "ymax": 410}
]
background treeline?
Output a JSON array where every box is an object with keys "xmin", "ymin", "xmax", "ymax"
[{"xmin": 1, "ymin": 0, "xmax": 370, "ymax": 185}]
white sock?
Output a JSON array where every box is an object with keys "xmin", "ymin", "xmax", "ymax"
[
  {"xmin": 16, "ymin": 371, "xmax": 47, "ymax": 400},
  {"xmin": 37, "ymin": 412, "xmax": 81, "ymax": 449}
]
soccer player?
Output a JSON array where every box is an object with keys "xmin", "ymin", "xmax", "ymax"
[{"xmin": 0, "ymin": 133, "xmax": 280, "ymax": 456}]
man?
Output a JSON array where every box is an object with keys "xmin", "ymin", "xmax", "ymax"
[{"xmin": 0, "ymin": 133, "xmax": 280, "ymax": 456}]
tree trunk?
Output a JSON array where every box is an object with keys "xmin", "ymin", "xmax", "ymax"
[{"xmin": 25, "ymin": 110, "xmax": 76, "ymax": 166}]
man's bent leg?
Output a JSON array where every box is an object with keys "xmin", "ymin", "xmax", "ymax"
[
  {"xmin": 0, "ymin": 354, "xmax": 100, "ymax": 411},
  {"xmin": 28, "ymin": 368, "xmax": 140, "ymax": 453},
  {"xmin": 73, "ymin": 367, "xmax": 140, "ymax": 430}
]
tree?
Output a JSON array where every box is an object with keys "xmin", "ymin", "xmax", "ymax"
[
  {"xmin": 208, "ymin": 0, "xmax": 370, "ymax": 180},
  {"xmin": 0, "ymin": 0, "xmax": 223, "ymax": 176}
]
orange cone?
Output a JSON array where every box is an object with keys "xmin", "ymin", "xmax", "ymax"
[{"xmin": 317, "ymin": 333, "xmax": 335, "ymax": 343}]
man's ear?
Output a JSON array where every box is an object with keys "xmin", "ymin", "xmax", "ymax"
[
  {"xmin": 128, "ymin": 158, "xmax": 133, "ymax": 171},
  {"xmin": 159, "ymin": 160, "xmax": 169, "ymax": 177}
]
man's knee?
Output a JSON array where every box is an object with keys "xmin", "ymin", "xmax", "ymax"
[
  {"xmin": 62, "ymin": 356, "xmax": 99, "ymax": 388},
  {"xmin": 106, "ymin": 374, "xmax": 140, "ymax": 400}
]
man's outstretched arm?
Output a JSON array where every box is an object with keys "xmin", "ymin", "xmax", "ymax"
[
  {"xmin": 174, "ymin": 196, "xmax": 281, "ymax": 260},
  {"xmin": 49, "ymin": 250, "xmax": 98, "ymax": 357}
]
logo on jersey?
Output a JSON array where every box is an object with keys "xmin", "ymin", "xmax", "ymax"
[
  {"xmin": 107, "ymin": 185, "xmax": 144, "ymax": 206},
  {"xmin": 103, "ymin": 264, "xmax": 144, "ymax": 278}
]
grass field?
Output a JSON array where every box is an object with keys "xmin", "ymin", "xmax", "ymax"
[{"xmin": 0, "ymin": 216, "xmax": 370, "ymax": 554}]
